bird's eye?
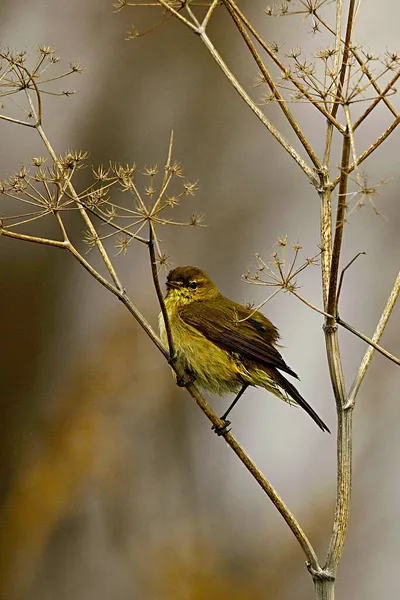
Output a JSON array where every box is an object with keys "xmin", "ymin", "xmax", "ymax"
[{"xmin": 188, "ymin": 280, "xmax": 197, "ymax": 290}]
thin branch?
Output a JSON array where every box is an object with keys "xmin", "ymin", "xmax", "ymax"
[
  {"xmin": 353, "ymin": 70, "xmax": 400, "ymax": 131},
  {"xmin": 225, "ymin": 0, "xmax": 345, "ymax": 134},
  {"xmin": 331, "ymin": 116, "xmax": 400, "ymax": 188},
  {"xmin": 0, "ymin": 228, "xmax": 68, "ymax": 248},
  {"xmin": 35, "ymin": 123, "xmax": 124, "ymax": 292},
  {"xmin": 330, "ymin": 0, "xmax": 357, "ymax": 120},
  {"xmin": 327, "ymin": 132, "xmax": 350, "ymax": 317},
  {"xmin": 183, "ymin": 381, "xmax": 322, "ymax": 574},
  {"xmin": 201, "ymin": 0, "xmax": 220, "ymax": 29},
  {"xmin": 81, "ymin": 204, "xmax": 148, "ymax": 244},
  {"xmin": 288, "ymin": 289, "xmax": 400, "ymax": 366},
  {"xmin": 148, "ymin": 222, "xmax": 174, "ymax": 357},
  {"xmin": 338, "ymin": 317, "xmax": 400, "ymax": 367},
  {"xmin": 156, "ymin": 0, "xmax": 198, "ymax": 31},
  {"xmin": 222, "ymin": 0, "xmax": 322, "ymax": 173},
  {"xmin": 347, "ymin": 269, "xmax": 400, "ymax": 407},
  {"xmin": 198, "ymin": 30, "xmax": 319, "ymax": 186},
  {"xmin": 156, "ymin": 0, "xmax": 319, "ymax": 185},
  {"xmin": 0, "ymin": 114, "xmax": 36, "ymax": 127},
  {"xmin": 314, "ymin": 13, "xmax": 400, "ymax": 123}
]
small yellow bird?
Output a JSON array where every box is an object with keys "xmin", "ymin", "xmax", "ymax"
[{"xmin": 160, "ymin": 266, "xmax": 329, "ymax": 432}]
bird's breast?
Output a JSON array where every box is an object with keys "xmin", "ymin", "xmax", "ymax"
[{"xmin": 159, "ymin": 298, "xmax": 246, "ymax": 395}]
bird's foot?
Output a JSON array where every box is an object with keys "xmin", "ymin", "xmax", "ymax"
[
  {"xmin": 176, "ymin": 371, "xmax": 196, "ymax": 388},
  {"xmin": 212, "ymin": 419, "xmax": 231, "ymax": 436},
  {"xmin": 168, "ymin": 353, "xmax": 177, "ymax": 366}
]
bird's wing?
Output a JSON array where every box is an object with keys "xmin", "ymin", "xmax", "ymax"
[{"xmin": 179, "ymin": 297, "xmax": 299, "ymax": 379}]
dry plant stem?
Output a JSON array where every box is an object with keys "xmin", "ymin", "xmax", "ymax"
[
  {"xmin": 0, "ymin": 115, "xmax": 36, "ymax": 128},
  {"xmin": 347, "ymin": 269, "xmax": 400, "ymax": 407},
  {"xmin": 184, "ymin": 382, "xmax": 321, "ymax": 573},
  {"xmin": 0, "ymin": 228, "xmax": 68, "ymax": 248},
  {"xmin": 198, "ymin": 31, "xmax": 319, "ymax": 186},
  {"xmin": 353, "ymin": 71, "xmax": 400, "ymax": 130},
  {"xmin": 314, "ymin": 578, "xmax": 335, "ymax": 600},
  {"xmin": 82, "ymin": 205, "xmax": 148, "ymax": 244},
  {"xmin": 327, "ymin": 133, "xmax": 350, "ymax": 317},
  {"xmin": 289, "ymin": 290, "xmax": 400, "ymax": 366},
  {"xmin": 148, "ymin": 223, "xmax": 175, "ymax": 357},
  {"xmin": 330, "ymin": 0, "xmax": 356, "ymax": 120},
  {"xmin": 201, "ymin": 0, "xmax": 220, "ymax": 29},
  {"xmin": 336, "ymin": 252, "xmax": 365, "ymax": 311},
  {"xmin": 157, "ymin": 1, "xmax": 319, "ymax": 186},
  {"xmin": 314, "ymin": 13, "xmax": 399, "ymax": 123},
  {"xmin": 337, "ymin": 317, "xmax": 400, "ymax": 366},
  {"xmin": 320, "ymin": 187, "xmax": 333, "ymax": 307},
  {"xmin": 34, "ymin": 122, "xmax": 123, "ymax": 292},
  {"xmin": 222, "ymin": 0, "xmax": 322, "ymax": 172},
  {"xmin": 331, "ymin": 115, "xmax": 400, "ymax": 188},
  {"xmin": 324, "ymin": 366, "xmax": 352, "ymax": 573},
  {"xmin": 225, "ymin": 1, "xmax": 344, "ymax": 133},
  {"xmin": 321, "ymin": 136, "xmax": 352, "ymax": 577}
]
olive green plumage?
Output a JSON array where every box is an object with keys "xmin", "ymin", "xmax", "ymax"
[{"xmin": 159, "ymin": 266, "xmax": 329, "ymax": 432}]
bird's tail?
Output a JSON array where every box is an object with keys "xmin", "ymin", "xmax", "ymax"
[{"xmin": 275, "ymin": 371, "xmax": 330, "ymax": 433}]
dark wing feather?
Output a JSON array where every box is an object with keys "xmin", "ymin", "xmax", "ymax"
[{"xmin": 179, "ymin": 297, "xmax": 299, "ymax": 379}]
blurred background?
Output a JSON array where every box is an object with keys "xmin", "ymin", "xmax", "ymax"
[{"xmin": 0, "ymin": 1, "xmax": 399, "ymax": 599}]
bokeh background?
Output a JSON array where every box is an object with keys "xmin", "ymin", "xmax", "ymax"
[{"xmin": 0, "ymin": 1, "xmax": 399, "ymax": 599}]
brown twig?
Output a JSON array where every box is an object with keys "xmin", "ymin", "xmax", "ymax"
[
  {"xmin": 184, "ymin": 381, "xmax": 322, "ymax": 574},
  {"xmin": 223, "ymin": 0, "xmax": 345, "ymax": 134},
  {"xmin": 347, "ymin": 269, "xmax": 400, "ymax": 407},
  {"xmin": 222, "ymin": 0, "xmax": 322, "ymax": 173},
  {"xmin": 335, "ymin": 252, "xmax": 366, "ymax": 315}
]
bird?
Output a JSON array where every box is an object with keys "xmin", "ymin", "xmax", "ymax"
[{"xmin": 159, "ymin": 266, "xmax": 329, "ymax": 433}]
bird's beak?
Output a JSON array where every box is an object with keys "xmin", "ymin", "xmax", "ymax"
[{"xmin": 166, "ymin": 281, "xmax": 180, "ymax": 290}]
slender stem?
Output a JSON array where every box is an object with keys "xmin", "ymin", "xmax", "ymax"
[
  {"xmin": 288, "ymin": 289, "xmax": 400, "ymax": 366},
  {"xmin": 222, "ymin": 0, "xmax": 322, "ymax": 173},
  {"xmin": 225, "ymin": 0, "xmax": 344, "ymax": 133},
  {"xmin": 156, "ymin": 0, "xmax": 319, "ymax": 186},
  {"xmin": 331, "ymin": 116, "xmax": 400, "ymax": 188},
  {"xmin": 336, "ymin": 252, "xmax": 365, "ymax": 311},
  {"xmin": 347, "ymin": 269, "xmax": 400, "ymax": 407},
  {"xmin": 35, "ymin": 123, "xmax": 124, "ymax": 292},
  {"xmin": 201, "ymin": 0, "xmax": 220, "ymax": 29},
  {"xmin": 314, "ymin": 578, "xmax": 335, "ymax": 600},
  {"xmin": 184, "ymin": 382, "xmax": 321, "ymax": 573},
  {"xmin": 314, "ymin": 14, "xmax": 400, "ymax": 123},
  {"xmin": 198, "ymin": 30, "xmax": 319, "ymax": 186},
  {"xmin": 0, "ymin": 228, "xmax": 67, "ymax": 248},
  {"xmin": 0, "ymin": 114, "xmax": 36, "ymax": 127},
  {"xmin": 353, "ymin": 71, "xmax": 400, "ymax": 130},
  {"xmin": 157, "ymin": 0, "xmax": 198, "ymax": 30},
  {"xmin": 327, "ymin": 132, "xmax": 350, "ymax": 317},
  {"xmin": 148, "ymin": 223, "xmax": 174, "ymax": 357},
  {"xmin": 320, "ymin": 187, "xmax": 333, "ymax": 309},
  {"xmin": 337, "ymin": 317, "xmax": 400, "ymax": 367},
  {"xmin": 324, "ymin": 371, "xmax": 352, "ymax": 572},
  {"xmin": 330, "ymin": 0, "xmax": 356, "ymax": 120}
]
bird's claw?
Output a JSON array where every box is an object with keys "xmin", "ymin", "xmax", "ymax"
[
  {"xmin": 212, "ymin": 419, "xmax": 231, "ymax": 436},
  {"xmin": 168, "ymin": 353, "xmax": 177, "ymax": 366},
  {"xmin": 176, "ymin": 372, "xmax": 196, "ymax": 388}
]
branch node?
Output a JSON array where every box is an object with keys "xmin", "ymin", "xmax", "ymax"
[
  {"xmin": 323, "ymin": 323, "xmax": 338, "ymax": 334},
  {"xmin": 306, "ymin": 563, "xmax": 335, "ymax": 582}
]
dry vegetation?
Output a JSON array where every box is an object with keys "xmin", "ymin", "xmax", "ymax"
[{"xmin": 1, "ymin": 2, "xmax": 399, "ymax": 599}]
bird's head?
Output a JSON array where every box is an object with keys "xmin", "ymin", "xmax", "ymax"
[{"xmin": 165, "ymin": 266, "xmax": 219, "ymax": 304}]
